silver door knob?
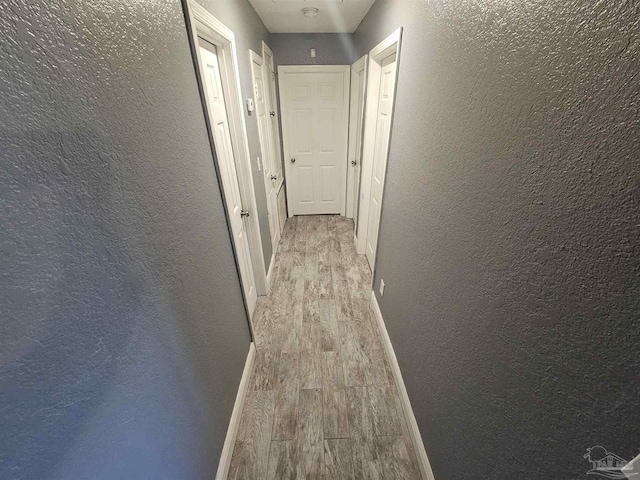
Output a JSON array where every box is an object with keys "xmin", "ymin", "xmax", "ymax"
[
  {"xmin": 240, "ymin": 209, "xmax": 250, "ymax": 218},
  {"xmin": 351, "ymin": 160, "xmax": 357, "ymax": 166},
  {"xmin": 290, "ymin": 158, "xmax": 296, "ymax": 163},
  {"xmin": 270, "ymin": 111, "xmax": 276, "ymax": 117},
  {"xmin": 270, "ymin": 175, "xmax": 277, "ymax": 180}
]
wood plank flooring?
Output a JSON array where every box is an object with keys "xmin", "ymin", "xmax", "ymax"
[{"xmin": 229, "ymin": 215, "xmax": 420, "ymax": 480}]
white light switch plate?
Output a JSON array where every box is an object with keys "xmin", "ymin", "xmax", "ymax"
[{"xmin": 379, "ymin": 279, "xmax": 385, "ymax": 296}]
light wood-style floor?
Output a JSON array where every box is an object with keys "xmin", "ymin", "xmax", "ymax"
[{"xmin": 228, "ymin": 215, "xmax": 420, "ymax": 479}]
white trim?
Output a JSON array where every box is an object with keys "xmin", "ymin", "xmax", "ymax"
[
  {"xmin": 265, "ymin": 242, "xmax": 277, "ymax": 292},
  {"xmin": 260, "ymin": 41, "xmax": 271, "ymax": 58},
  {"xmin": 276, "ymin": 181, "xmax": 287, "ymax": 234},
  {"xmin": 356, "ymin": 28, "xmax": 403, "ymax": 262},
  {"xmin": 262, "ymin": 41, "xmax": 286, "ymax": 236},
  {"xmin": 346, "ymin": 54, "xmax": 368, "ymax": 220},
  {"xmin": 351, "ymin": 54, "xmax": 368, "ymax": 78},
  {"xmin": 249, "ymin": 49, "xmax": 263, "ymax": 66},
  {"xmin": 262, "ymin": 40, "xmax": 287, "ymax": 227},
  {"xmin": 370, "ymin": 292, "xmax": 436, "ymax": 480},
  {"xmin": 278, "ymin": 65, "xmax": 351, "ymax": 217},
  {"xmin": 249, "ymin": 48, "xmax": 280, "ymax": 271},
  {"xmin": 370, "ymin": 27, "xmax": 402, "ymax": 59},
  {"xmin": 261, "ymin": 41, "xmax": 284, "ymax": 194},
  {"xmin": 185, "ymin": 0, "xmax": 269, "ymax": 307},
  {"xmin": 249, "ymin": 48, "xmax": 277, "ymax": 255},
  {"xmin": 215, "ymin": 342, "xmax": 256, "ymax": 480}
]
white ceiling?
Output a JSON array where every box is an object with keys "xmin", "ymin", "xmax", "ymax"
[{"xmin": 248, "ymin": 0, "xmax": 376, "ymax": 33}]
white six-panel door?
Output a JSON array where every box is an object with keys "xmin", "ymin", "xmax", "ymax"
[
  {"xmin": 279, "ymin": 66, "xmax": 350, "ymax": 216},
  {"xmin": 199, "ymin": 40, "xmax": 257, "ymax": 315},
  {"xmin": 365, "ymin": 53, "xmax": 397, "ymax": 268},
  {"xmin": 261, "ymin": 43, "xmax": 286, "ymax": 235},
  {"xmin": 250, "ymin": 51, "xmax": 280, "ymax": 256}
]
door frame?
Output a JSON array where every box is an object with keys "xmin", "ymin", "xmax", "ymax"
[
  {"xmin": 355, "ymin": 28, "xmax": 403, "ymax": 268},
  {"xmin": 346, "ymin": 54, "xmax": 369, "ymax": 220},
  {"xmin": 183, "ymin": 1, "xmax": 268, "ymax": 326},
  {"xmin": 278, "ymin": 64, "xmax": 351, "ymax": 218},
  {"xmin": 249, "ymin": 49, "xmax": 279, "ymax": 287},
  {"xmin": 261, "ymin": 41, "xmax": 284, "ymax": 195}
]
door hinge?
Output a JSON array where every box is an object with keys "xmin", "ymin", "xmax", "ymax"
[{"xmin": 241, "ymin": 209, "xmax": 250, "ymax": 218}]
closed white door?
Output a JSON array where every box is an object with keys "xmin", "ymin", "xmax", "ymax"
[
  {"xmin": 365, "ymin": 53, "xmax": 397, "ymax": 268},
  {"xmin": 250, "ymin": 52, "xmax": 280, "ymax": 253},
  {"xmin": 262, "ymin": 44, "xmax": 285, "ymax": 226},
  {"xmin": 353, "ymin": 68, "xmax": 367, "ymax": 231},
  {"xmin": 262, "ymin": 45, "xmax": 287, "ymax": 234},
  {"xmin": 199, "ymin": 40, "xmax": 257, "ymax": 315},
  {"xmin": 280, "ymin": 67, "xmax": 350, "ymax": 216}
]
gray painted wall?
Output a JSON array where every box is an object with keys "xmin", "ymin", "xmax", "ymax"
[
  {"xmin": 270, "ymin": 33, "xmax": 357, "ymax": 66},
  {"xmin": 0, "ymin": 0, "xmax": 255, "ymax": 478},
  {"xmin": 354, "ymin": 1, "xmax": 640, "ymax": 479},
  {"xmin": 197, "ymin": 0, "xmax": 273, "ymax": 270}
]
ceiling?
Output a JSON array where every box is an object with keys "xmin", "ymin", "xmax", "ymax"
[{"xmin": 248, "ymin": 0, "xmax": 376, "ymax": 33}]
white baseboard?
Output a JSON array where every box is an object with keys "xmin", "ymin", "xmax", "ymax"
[
  {"xmin": 216, "ymin": 342, "xmax": 256, "ymax": 480},
  {"xmin": 370, "ymin": 291, "xmax": 436, "ymax": 480}
]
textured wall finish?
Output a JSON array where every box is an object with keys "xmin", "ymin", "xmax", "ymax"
[
  {"xmin": 270, "ymin": 33, "xmax": 357, "ymax": 66},
  {"xmin": 0, "ymin": 0, "xmax": 253, "ymax": 478},
  {"xmin": 354, "ymin": 1, "xmax": 640, "ymax": 479},
  {"xmin": 196, "ymin": 0, "xmax": 273, "ymax": 270}
]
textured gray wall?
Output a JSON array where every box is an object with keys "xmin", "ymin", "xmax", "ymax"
[
  {"xmin": 354, "ymin": 1, "xmax": 640, "ymax": 479},
  {"xmin": 197, "ymin": 0, "xmax": 273, "ymax": 270},
  {"xmin": 270, "ymin": 33, "xmax": 357, "ymax": 66},
  {"xmin": 0, "ymin": 0, "xmax": 254, "ymax": 478}
]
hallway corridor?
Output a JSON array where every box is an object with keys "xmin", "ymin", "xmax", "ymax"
[{"xmin": 228, "ymin": 215, "xmax": 420, "ymax": 479}]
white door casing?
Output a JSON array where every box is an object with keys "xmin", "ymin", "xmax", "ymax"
[
  {"xmin": 277, "ymin": 184, "xmax": 287, "ymax": 233},
  {"xmin": 262, "ymin": 42, "xmax": 287, "ymax": 234},
  {"xmin": 356, "ymin": 28, "xmax": 403, "ymax": 273},
  {"xmin": 199, "ymin": 41, "xmax": 258, "ymax": 314},
  {"xmin": 346, "ymin": 54, "xmax": 368, "ymax": 227},
  {"xmin": 365, "ymin": 52, "xmax": 397, "ymax": 268},
  {"xmin": 250, "ymin": 50, "xmax": 280, "ymax": 261},
  {"xmin": 260, "ymin": 43, "xmax": 287, "ymax": 234},
  {"xmin": 353, "ymin": 70, "xmax": 366, "ymax": 231},
  {"xmin": 261, "ymin": 42, "xmax": 285, "ymax": 233},
  {"xmin": 279, "ymin": 65, "xmax": 350, "ymax": 216},
  {"xmin": 185, "ymin": 0, "xmax": 270, "ymax": 338}
]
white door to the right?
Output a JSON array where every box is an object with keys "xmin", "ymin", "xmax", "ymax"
[
  {"xmin": 281, "ymin": 68, "xmax": 350, "ymax": 215},
  {"xmin": 365, "ymin": 53, "xmax": 397, "ymax": 268},
  {"xmin": 353, "ymin": 69, "xmax": 367, "ymax": 233}
]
